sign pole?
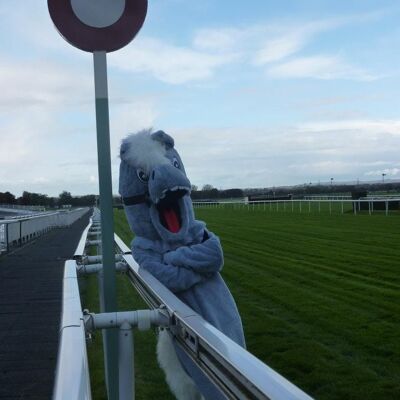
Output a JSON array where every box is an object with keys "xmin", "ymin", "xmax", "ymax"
[
  {"xmin": 48, "ymin": 2, "xmax": 148, "ymax": 398},
  {"xmin": 93, "ymin": 50, "xmax": 118, "ymax": 400}
]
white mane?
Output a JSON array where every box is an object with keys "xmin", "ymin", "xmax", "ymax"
[{"xmin": 124, "ymin": 129, "xmax": 169, "ymax": 173}]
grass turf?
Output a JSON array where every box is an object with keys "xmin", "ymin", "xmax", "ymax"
[{"xmin": 84, "ymin": 206, "xmax": 400, "ymax": 399}]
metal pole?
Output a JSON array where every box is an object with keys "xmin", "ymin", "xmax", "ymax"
[
  {"xmin": 119, "ymin": 322, "xmax": 134, "ymax": 400},
  {"xmin": 6, "ymin": 223, "xmax": 9, "ymax": 253},
  {"xmin": 93, "ymin": 50, "xmax": 118, "ymax": 400}
]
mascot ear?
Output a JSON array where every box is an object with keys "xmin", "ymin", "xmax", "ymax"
[
  {"xmin": 151, "ymin": 130, "xmax": 174, "ymax": 149},
  {"xmin": 120, "ymin": 138, "xmax": 130, "ymax": 160}
]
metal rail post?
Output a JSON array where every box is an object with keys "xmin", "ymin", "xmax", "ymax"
[
  {"xmin": 93, "ymin": 50, "xmax": 118, "ymax": 400},
  {"xmin": 119, "ymin": 322, "xmax": 134, "ymax": 400},
  {"xmin": 6, "ymin": 223, "xmax": 9, "ymax": 253}
]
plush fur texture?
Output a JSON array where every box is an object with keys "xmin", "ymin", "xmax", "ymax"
[
  {"xmin": 123, "ymin": 128, "xmax": 169, "ymax": 174},
  {"xmin": 157, "ymin": 329, "xmax": 204, "ymax": 400},
  {"xmin": 119, "ymin": 130, "xmax": 245, "ymax": 400}
]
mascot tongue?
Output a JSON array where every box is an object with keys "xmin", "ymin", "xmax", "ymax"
[{"xmin": 162, "ymin": 206, "xmax": 180, "ymax": 233}]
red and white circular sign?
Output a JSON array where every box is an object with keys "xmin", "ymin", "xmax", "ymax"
[{"xmin": 48, "ymin": 0, "xmax": 147, "ymax": 52}]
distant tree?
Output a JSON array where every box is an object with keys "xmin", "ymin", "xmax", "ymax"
[
  {"xmin": 220, "ymin": 188, "xmax": 244, "ymax": 199},
  {"xmin": 0, "ymin": 191, "xmax": 16, "ymax": 204},
  {"xmin": 58, "ymin": 191, "xmax": 73, "ymax": 206},
  {"xmin": 191, "ymin": 184, "xmax": 198, "ymax": 192},
  {"xmin": 20, "ymin": 191, "xmax": 32, "ymax": 205},
  {"xmin": 202, "ymin": 184, "xmax": 214, "ymax": 191}
]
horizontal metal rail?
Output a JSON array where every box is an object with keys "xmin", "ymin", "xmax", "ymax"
[
  {"xmin": 193, "ymin": 198, "xmax": 400, "ymax": 205},
  {"xmin": 115, "ymin": 234, "xmax": 313, "ymax": 400},
  {"xmin": 192, "ymin": 198, "xmax": 400, "ymax": 217},
  {"xmin": 53, "ymin": 260, "xmax": 92, "ymax": 400},
  {"xmin": 73, "ymin": 218, "xmax": 93, "ymax": 260},
  {"xmin": 0, "ymin": 208, "xmax": 90, "ymax": 254}
]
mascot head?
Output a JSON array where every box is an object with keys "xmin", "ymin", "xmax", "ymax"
[{"xmin": 119, "ymin": 129, "xmax": 197, "ymax": 243}]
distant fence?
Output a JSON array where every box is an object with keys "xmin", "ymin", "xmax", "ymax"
[
  {"xmin": 0, "ymin": 208, "xmax": 90, "ymax": 254},
  {"xmin": 193, "ymin": 199, "xmax": 400, "ymax": 216},
  {"xmin": 0, "ymin": 203, "xmax": 46, "ymax": 212}
]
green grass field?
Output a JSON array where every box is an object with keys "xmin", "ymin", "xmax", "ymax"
[{"xmin": 83, "ymin": 207, "xmax": 400, "ymax": 400}]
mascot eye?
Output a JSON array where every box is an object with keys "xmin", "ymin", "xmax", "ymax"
[
  {"xmin": 172, "ymin": 157, "xmax": 180, "ymax": 169},
  {"xmin": 136, "ymin": 169, "xmax": 149, "ymax": 183}
]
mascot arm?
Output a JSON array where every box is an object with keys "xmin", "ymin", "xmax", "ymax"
[
  {"xmin": 134, "ymin": 247, "xmax": 206, "ymax": 293},
  {"xmin": 162, "ymin": 231, "xmax": 223, "ymax": 273}
]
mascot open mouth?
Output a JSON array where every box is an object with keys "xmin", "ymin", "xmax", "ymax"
[{"xmin": 156, "ymin": 189, "xmax": 187, "ymax": 233}]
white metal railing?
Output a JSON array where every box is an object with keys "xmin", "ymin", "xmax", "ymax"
[
  {"xmin": 53, "ymin": 260, "xmax": 92, "ymax": 400},
  {"xmin": 0, "ymin": 208, "xmax": 89, "ymax": 254},
  {"xmin": 303, "ymin": 195, "xmax": 352, "ymax": 200},
  {"xmin": 0, "ymin": 203, "xmax": 46, "ymax": 212},
  {"xmin": 120, "ymin": 245, "xmax": 313, "ymax": 400},
  {"xmin": 193, "ymin": 198, "xmax": 400, "ymax": 216}
]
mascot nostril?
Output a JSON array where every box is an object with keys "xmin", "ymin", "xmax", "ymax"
[{"xmin": 119, "ymin": 129, "xmax": 245, "ymax": 400}]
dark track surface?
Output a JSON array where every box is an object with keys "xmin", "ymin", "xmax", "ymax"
[{"xmin": 0, "ymin": 212, "xmax": 90, "ymax": 399}]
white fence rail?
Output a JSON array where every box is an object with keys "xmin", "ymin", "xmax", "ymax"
[
  {"xmin": 193, "ymin": 198, "xmax": 400, "ymax": 216},
  {"xmin": 0, "ymin": 203, "xmax": 46, "ymax": 212},
  {"xmin": 0, "ymin": 208, "xmax": 89, "ymax": 254},
  {"xmin": 121, "ymin": 243, "xmax": 313, "ymax": 400},
  {"xmin": 53, "ymin": 260, "xmax": 92, "ymax": 400}
]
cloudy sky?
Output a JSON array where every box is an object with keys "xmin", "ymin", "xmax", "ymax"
[{"xmin": 1, "ymin": 0, "xmax": 400, "ymax": 196}]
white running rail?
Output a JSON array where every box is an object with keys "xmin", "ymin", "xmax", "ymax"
[{"xmin": 0, "ymin": 208, "xmax": 89, "ymax": 254}]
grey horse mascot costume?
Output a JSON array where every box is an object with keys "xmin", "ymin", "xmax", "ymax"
[{"xmin": 119, "ymin": 129, "xmax": 245, "ymax": 400}]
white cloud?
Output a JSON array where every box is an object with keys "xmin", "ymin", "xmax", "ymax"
[
  {"xmin": 109, "ymin": 37, "xmax": 238, "ymax": 84},
  {"xmin": 365, "ymin": 168, "xmax": 400, "ymax": 177},
  {"xmin": 254, "ymin": 33, "xmax": 307, "ymax": 64},
  {"xmin": 266, "ymin": 55, "xmax": 378, "ymax": 81},
  {"xmin": 297, "ymin": 119, "xmax": 400, "ymax": 135},
  {"xmin": 167, "ymin": 118, "xmax": 400, "ymax": 188},
  {"xmin": 0, "ymin": 59, "xmax": 92, "ymax": 109},
  {"xmin": 193, "ymin": 28, "xmax": 247, "ymax": 52}
]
